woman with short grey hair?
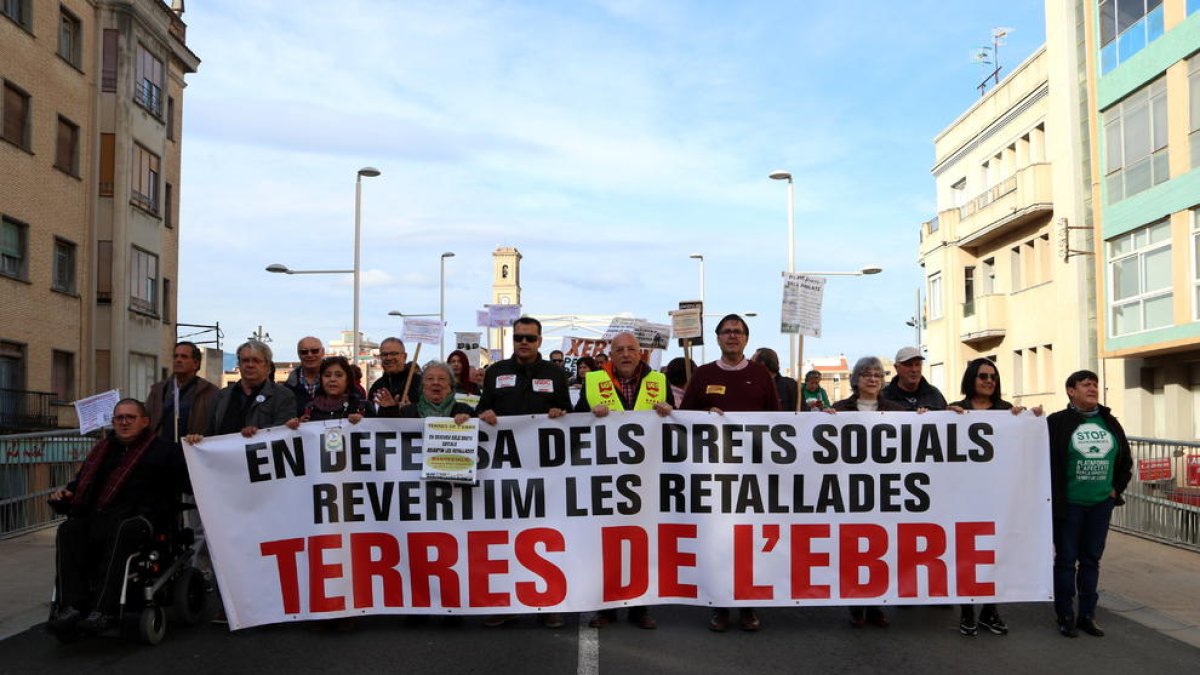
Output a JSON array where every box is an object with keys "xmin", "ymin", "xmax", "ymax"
[{"xmin": 397, "ymin": 360, "xmax": 474, "ymax": 422}]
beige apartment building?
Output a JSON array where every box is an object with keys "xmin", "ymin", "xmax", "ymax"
[
  {"xmin": 918, "ymin": 4, "xmax": 1097, "ymax": 414},
  {"xmin": 1, "ymin": 0, "xmax": 198, "ymax": 430}
]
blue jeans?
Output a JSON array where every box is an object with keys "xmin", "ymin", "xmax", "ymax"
[{"xmin": 1052, "ymin": 498, "xmax": 1115, "ymax": 620}]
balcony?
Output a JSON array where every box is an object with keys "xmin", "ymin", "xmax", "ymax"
[
  {"xmin": 0, "ymin": 389, "xmax": 61, "ymax": 433},
  {"xmin": 955, "ymin": 163, "xmax": 1053, "ymax": 248},
  {"xmin": 960, "ymin": 294, "xmax": 1007, "ymax": 345}
]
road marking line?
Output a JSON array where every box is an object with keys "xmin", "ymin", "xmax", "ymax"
[{"xmin": 578, "ymin": 615, "xmax": 599, "ymax": 675}]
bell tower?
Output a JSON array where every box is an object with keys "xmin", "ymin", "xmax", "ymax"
[{"xmin": 490, "ymin": 247, "xmax": 522, "ymax": 354}]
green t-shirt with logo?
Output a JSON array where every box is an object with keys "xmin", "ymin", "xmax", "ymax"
[{"xmin": 1067, "ymin": 415, "xmax": 1117, "ymax": 505}]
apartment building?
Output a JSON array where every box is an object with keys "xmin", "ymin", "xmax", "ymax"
[
  {"xmin": 1089, "ymin": 0, "xmax": 1200, "ymax": 438},
  {"xmin": 1, "ymin": 0, "xmax": 199, "ymax": 430}
]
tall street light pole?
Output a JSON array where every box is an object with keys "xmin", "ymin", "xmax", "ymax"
[
  {"xmin": 689, "ymin": 253, "xmax": 706, "ymax": 363},
  {"xmin": 353, "ymin": 167, "xmax": 381, "ymax": 362},
  {"xmin": 769, "ymin": 170, "xmax": 796, "ymax": 376},
  {"xmin": 440, "ymin": 251, "xmax": 455, "ymax": 359}
]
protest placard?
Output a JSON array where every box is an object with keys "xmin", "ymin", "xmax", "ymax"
[
  {"xmin": 781, "ymin": 273, "xmax": 826, "ymax": 337},
  {"xmin": 421, "ymin": 417, "xmax": 480, "ymax": 484},
  {"xmin": 75, "ymin": 389, "xmax": 121, "ymax": 434}
]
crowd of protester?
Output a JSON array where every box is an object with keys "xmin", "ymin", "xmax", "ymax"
[{"xmin": 45, "ymin": 314, "xmax": 1131, "ymax": 642}]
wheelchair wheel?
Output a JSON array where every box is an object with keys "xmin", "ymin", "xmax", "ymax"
[
  {"xmin": 137, "ymin": 606, "xmax": 167, "ymax": 645},
  {"xmin": 171, "ymin": 566, "xmax": 207, "ymax": 626}
]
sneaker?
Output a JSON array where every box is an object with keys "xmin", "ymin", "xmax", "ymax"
[
  {"xmin": 978, "ymin": 611, "xmax": 1008, "ymax": 635},
  {"xmin": 959, "ymin": 615, "xmax": 978, "ymax": 637}
]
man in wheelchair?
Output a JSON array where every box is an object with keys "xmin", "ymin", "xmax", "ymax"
[{"xmin": 47, "ymin": 398, "xmax": 191, "ymax": 637}]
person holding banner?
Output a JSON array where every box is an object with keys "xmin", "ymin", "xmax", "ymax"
[
  {"xmin": 285, "ymin": 336, "xmax": 326, "ymax": 416},
  {"xmin": 574, "ymin": 332, "xmax": 670, "ymax": 630},
  {"xmin": 829, "ymin": 356, "xmax": 903, "ymax": 629},
  {"xmin": 680, "ymin": 314, "xmax": 778, "ymax": 632},
  {"xmin": 368, "ymin": 337, "xmax": 422, "ymax": 417},
  {"xmin": 476, "ymin": 316, "xmax": 571, "ymax": 629},
  {"xmin": 947, "ymin": 358, "xmax": 1042, "ymax": 637},
  {"xmin": 1047, "ymin": 370, "xmax": 1132, "ymax": 639},
  {"xmin": 196, "ymin": 340, "xmax": 296, "ymax": 440},
  {"xmin": 284, "ymin": 356, "xmax": 367, "ymax": 428},
  {"xmin": 882, "ymin": 346, "xmax": 947, "ymax": 412},
  {"xmin": 397, "ymin": 360, "xmax": 474, "ymax": 423}
]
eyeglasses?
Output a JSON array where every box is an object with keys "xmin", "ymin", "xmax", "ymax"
[
  {"xmin": 298, "ymin": 348, "xmax": 322, "ymax": 356},
  {"xmin": 112, "ymin": 414, "xmax": 141, "ymax": 423},
  {"xmin": 859, "ymin": 371, "xmax": 885, "ymax": 380},
  {"xmin": 512, "ymin": 334, "xmax": 539, "ymax": 343},
  {"xmin": 550, "ymin": 358, "xmax": 564, "ymax": 363},
  {"xmin": 380, "ymin": 351, "xmax": 402, "ymax": 358},
  {"xmin": 718, "ymin": 329, "xmax": 746, "ymax": 337},
  {"xmin": 977, "ymin": 373, "xmax": 998, "ymax": 381}
]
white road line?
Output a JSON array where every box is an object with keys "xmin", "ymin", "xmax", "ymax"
[{"xmin": 577, "ymin": 616, "xmax": 599, "ymax": 675}]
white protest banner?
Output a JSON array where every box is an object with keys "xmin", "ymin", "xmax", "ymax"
[
  {"xmin": 402, "ymin": 318, "xmax": 443, "ymax": 345},
  {"xmin": 75, "ymin": 389, "xmax": 121, "ymax": 434},
  {"xmin": 781, "ymin": 272, "xmax": 827, "ymax": 337},
  {"xmin": 486, "ymin": 304, "xmax": 522, "ymax": 328},
  {"xmin": 421, "ymin": 417, "xmax": 480, "ymax": 484},
  {"xmin": 185, "ymin": 411, "xmax": 1052, "ymax": 630},
  {"xmin": 669, "ymin": 308, "xmax": 702, "ymax": 340},
  {"xmin": 454, "ymin": 332, "xmax": 482, "ymax": 367}
]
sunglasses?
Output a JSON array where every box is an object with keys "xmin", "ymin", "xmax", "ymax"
[
  {"xmin": 977, "ymin": 373, "xmax": 998, "ymax": 381},
  {"xmin": 550, "ymin": 358, "xmax": 564, "ymax": 363},
  {"xmin": 299, "ymin": 348, "xmax": 322, "ymax": 356},
  {"xmin": 512, "ymin": 334, "xmax": 539, "ymax": 343}
]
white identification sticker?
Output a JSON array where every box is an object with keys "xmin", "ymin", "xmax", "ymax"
[
  {"xmin": 532, "ymin": 379, "xmax": 553, "ymax": 393},
  {"xmin": 496, "ymin": 374, "xmax": 518, "ymax": 388}
]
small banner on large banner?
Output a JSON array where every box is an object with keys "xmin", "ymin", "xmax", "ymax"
[{"xmin": 184, "ymin": 411, "xmax": 1052, "ymax": 630}]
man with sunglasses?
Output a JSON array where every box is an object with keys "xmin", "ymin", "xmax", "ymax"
[
  {"xmin": 475, "ymin": 316, "xmax": 571, "ymax": 629},
  {"xmin": 679, "ymin": 313, "xmax": 780, "ymax": 633},
  {"xmin": 285, "ymin": 336, "xmax": 326, "ymax": 415}
]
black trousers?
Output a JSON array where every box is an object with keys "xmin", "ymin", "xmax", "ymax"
[{"xmin": 56, "ymin": 512, "xmax": 152, "ymax": 614}]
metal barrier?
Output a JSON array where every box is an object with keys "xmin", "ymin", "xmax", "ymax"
[
  {"xmin": 1110, "ymin": 436, "xmax": 1200, "ymax": 552},
  {"xmin": 0, "ymin": 430, "xmax": 94, "ymax": 539}
]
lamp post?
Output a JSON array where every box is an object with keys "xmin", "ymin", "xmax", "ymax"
[
  {"xmin": 791, "ymin": 266, "xmax": 883, "ymax": 388},
  {"xmin": 689, "ymin": 253, "xmax": 705, "ymax": 363},
  {"xmin": 440, "ymin": 252, "xmax": 455, "ymax": 359},
  {"xmin": 769, "ymin": 170, "xmax": 796, "ymax": 376},
  {"xmin": 353, "ymin": 167, "xmax": 381, "ymax": 362}
]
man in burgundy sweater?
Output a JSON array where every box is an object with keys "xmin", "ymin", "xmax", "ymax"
[{"xmin": 679, "ymin": 313, "xmax": 780, "ymax": 632}]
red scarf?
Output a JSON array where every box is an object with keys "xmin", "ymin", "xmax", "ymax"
[{"xmin": 70, "ymin": 430, "xmax": 155, "ymax": 510}]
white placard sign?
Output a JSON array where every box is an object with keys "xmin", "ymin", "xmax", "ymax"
[
  {"xmin": 781, "ymin": 272, "xmax": 827, "ymax": 337},
  {"xmin": 75, "ymin": 389, "xmax": 121, "ymax": 434},
  {"xmin": 669, "ymin": 308, "xmax": 703, "ymax": 340},
  {"xmin": 402, "ymin": 318, "xmax": 443, "ymax": 345},
  {"xmin": 421, "ymin": 417, "xmax": 480, "ymax": 484},
  {"xmin": 486, "ymin": 304, "xmax": 522, "ymax": 328},
  {"xmin": 454, "ymin": 332, "xmax": 483, "ymax": 367}
]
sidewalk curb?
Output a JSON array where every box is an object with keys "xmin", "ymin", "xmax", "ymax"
[{"xmin": 1101, "ymin": 589, "xmax": 1200, "ymax": 649}]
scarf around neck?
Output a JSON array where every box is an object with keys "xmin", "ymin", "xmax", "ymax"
[{"xmin": 418, "ymin": 394, "xmax": 456, "ymax": 418}]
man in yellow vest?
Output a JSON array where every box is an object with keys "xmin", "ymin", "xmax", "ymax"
[{"xmin": 574, "ymin": 331, "xmax": 671, "ymax": 629}]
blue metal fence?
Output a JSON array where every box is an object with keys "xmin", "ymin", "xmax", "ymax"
[{"xmin": 0, "ymin": 430, "xmax": 94, "ymax": 539}]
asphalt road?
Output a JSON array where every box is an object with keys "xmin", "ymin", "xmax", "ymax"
[{"xmin": 2, "ymin": 599, "xmax": 1197, "ymax": 674}]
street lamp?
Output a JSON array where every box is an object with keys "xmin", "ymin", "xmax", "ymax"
[
  {"xmin": 440, "ymin": 252, "xmax": 455, "ymax": 359},
  {"xmin": 388, "ymin": 311, "xmax": 438, "ymax": 317},
  {"xmin": 791, "ymin": 266, "xmax": 883, "ymax": 393},
  {"xmin": 769, "ymin": 170, "xmax": 797, "ymax": 376},
  {"xmin": 353, "ymin": 167, "xmax": 381, "ymax": 361},
  {"xmin": 689, "ymin": 253, "xmax": 705, "ymax": 363}
]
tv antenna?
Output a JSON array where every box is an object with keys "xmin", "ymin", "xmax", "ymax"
[{"xmin": 972, "ymin": 27, "xmax": 1013, "ymax": 96}]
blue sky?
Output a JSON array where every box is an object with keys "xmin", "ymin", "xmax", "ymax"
[{"xmin": 177, "ymin": 0, "xmax": 1047, "ymax": 372}]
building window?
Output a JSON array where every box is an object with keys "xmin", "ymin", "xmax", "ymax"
[
  {"xmin": 1109, "ymin": 219, "xmax": 1172, "ymax": 336},
  {"xmin": 1099, "ymin": 0, "xmax": 1165, "ymax": 75},
  {"xmin": 950, "ymin": 178, "xmax": 967, "ymax": 209},
  {"xmin": 50, "ymin": 350, "xmax": 74, "ymax": 404},
  {"xmin": 164, "ymin": 183, "xmax": 173, "ymax": 228},
  {"xmin": 131, "ymin": 143, "xmax": 160, "ymax": 213},
  {"xmin": 1010, "ymin": 246, "xmax": 1022, "ymax": 292},
  {"xmin": 2, "ymin": 81, "xmax": 31, "ymax": 150},
  {"xmin": 162, "ymin": 277, "xmax": 172, "ymax": 324},
  {"xmin": 128, "ymin": 353, "xmax": 156, "ymax": 401},
  {"xmin": 0, "ymin": 341, "xmax": 26, "ymax": 400},
  {"xmin": 1, "ymin": 216, "xmax": 28, "ymax": 280},
  {"xmin": 982, "ymin": 258, "xmax": 996, "ymax": 295},
  {"xmin": 1189, "ymin": 55, "xmax": 1199, "ymax": 169},
  {"xmin": 1012, "ymin": 349, "xmax": 1024, "ymax": 395},
  {"xmin": 1103, "ymin": 77, "xmax": 1168, "ymax": 204},
  {"xmin": 1193, "ymin": 208, "xmax": 1199, "ymax": 320},
  {"xmin": 134, "ymin": 43, "xmax": 163, "ymax": 117},
  {"xmin": 963, "ymin": 266, "xmax": 976, "ymax": 317},
  {"xmin": 1, "ymin": 0, "xmax": 31, "ymax": 30},
  {"xmin": 101, "ymin": 29, "xmax": 118, "ymax": 92},
  {"xmin": 166, "ymin": 96, "xmax": 175, "ymax": 140},
  {"xmin": 928, "ymin": 272, "xmax": 943, "ymax": 320},
  {"xmin": 58, "ymin": 7, "xmax": 82, "ymax": 68},
  {"xmin": 52, "ymin": 238, "xmax": 76, "ymax": 294},
  {"xmin": 96, "ymin": 240, "xmax": 112, "ymax": 303},
  {"xmin": 54, "ymin": 116, "xmax": 79, "ymax": 176},
  {"xmin": 99, "ymin": 133, "xmax": 115, "ymax": 196},
  {"xmin": 129, "ymin": 246, "xmax": 158, "ymax": 315}
]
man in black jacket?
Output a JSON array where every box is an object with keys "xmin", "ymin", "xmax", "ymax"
[
  {"xmin": 475, "ymin": 316, "xmax": 570, "ymax": 629},
  {"xmin": 1046, "ymin": 369, "xmax": 1133, "ymax": 639},
  {"xmin": 368, "ymin": 337, "xmax": 423, "ymax": 416},
  {"xmin": 881, "ymin": 346, "xmax": 947, "ymax": 411},
  {"xmin": 48, "ymin": 399, "xmax": 189, "ymax": 635}
]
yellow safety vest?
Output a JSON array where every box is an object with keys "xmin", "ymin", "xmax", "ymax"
[{"xmin": 584, "ymin": 370, "xmax": 667, "ymax": 411}]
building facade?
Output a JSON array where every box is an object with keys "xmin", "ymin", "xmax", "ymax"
[
  {"xmin": 1, "ymin": 0, "xmax": 198, "ymax": 430},
  {"xmin": 1088, "ymin": 0, "xmax": 1200, "ymax": 439}
]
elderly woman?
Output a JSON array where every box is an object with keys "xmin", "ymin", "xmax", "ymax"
[
  {"xmin": 397, "ymin": 360, "xmax": 474, "ymax": 423},
  {"xmin": 447, "ymin": 349, "xmax": 480, "ymax": 397},
  {"xmin": 948, "ymin": 358, "xmax": 1042, "ymax": 637},
  {"xmin": 286, "ymin": 356, "xmax": 366, "ymax": 428},
  {"xmin": 828, "ymin": 356, "xmax": 903, "ymax": 629}
]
